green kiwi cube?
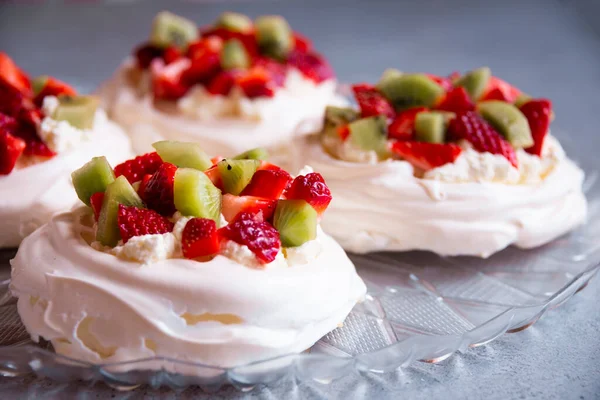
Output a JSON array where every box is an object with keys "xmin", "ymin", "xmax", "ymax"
[
  {"xmin": 53, "ymin": 95, "xmax": 99, "ymax": 130},
  {"xmin": 514, "ymin": 92, "xmax": 532, "ymax": 108},
  {"xmin": 348, "ymin": 116, "xmax": 389, "ymax": 158},
  {"xmin": 150, "ymin": 11, "xmax": 198, "ymax": 49},
  {"xmin": 455, "ymin": 67, "xmax": 491, "ymax": 101},
  {"xmin": 173, "ymin": 168, "xmax": 222, "ymax": 222},
  {"xmin": 375, "ymin": 68, "xmax": 403, "ymax": 92},
  {"xmin": 274, "ymin": 199, "xmax": 317, "ymax": 247},
  {"xmin": 220, "ymin": 39, "xmax": 250, "ymax": 70},
  {"xmin": 415, "ymin": 111, "xmax": 446, "ymax": 143},
  {"xmin": 217, "ymin": 159, "xmax": 260, "ymax": 195},
  {"xmin": 255, "ymin": 15, "xmax": 292, "ymax": 60},
  {"xmin": 215, "ymin": 12, "xmax": 252, "ymax": 33},
  {"xmin": 477, "ymin": 100, "xmax": 533, "ymax": 148},
  {"xmin": 31, "ymin": 75, "xmax": 49, "ymax": 97},
  {"xmin": 378, "ymin": 74, "xmax": 445, "ymax": 111},
  {"xmin": 233, "ymin": 147, "xmax": 269, "ymax": 161},
  {"xmin": 71, "ymin": 156, "xmax": 115, "ymax": 206},
  {"xmin": 152, "ymin": 140, "xmax": 212, "ymax": 171}
]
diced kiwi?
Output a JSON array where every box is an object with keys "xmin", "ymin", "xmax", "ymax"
[
  {"xmin": 375, "ymin": 68, "xmax": 403, "ymax": 91},
  {"xmin": 324, "ymin": 106, "xmax": 360, "ymax": 127},
  {"xmin": 477, "ymin": 100, "xmax": 533, "ymax": 148},
  {"xmin": 348, "ymin": 116, "xmax": 389, "ymax": 158},
  {"xmin": 53, "ymin": 95, "xmax": 98, "ymax": 130},
  {"xmin": 273, "ymin": 199, "xmax": 317, "ymax": 247},
  {"xmin": 514, "ymin": 92, "xmax": 532, "ymax": 108},
  {"xmin": 215, "ymin": 12, "xmax": 252, "ymax": 33},
  {"xmin": 233, "ymin": 147, "xmax": 269, "ymax": 161},
  {"xmin": 96, "ymin": 176, "xmax": 144, "ymax": 247},
  {"xmin": 31, "ymin": 75, "xmax": 48, "ymax": 97},
  {"xmin": 217, "ymin": 159, "xmax": 260, "ymax": 195},
  {"xmin": 71, "ymin": 157, "xmax": 115, "ymax": 206},
  {"xmin": 414, "ymin": 112, "xmax": 446, "ymax": 143},
  {"xmin": 152, "ymin": 140, "xmax": 212, "ymax": 171},
  {"xmin": 255, "ymin": 15, "xmax": 292, "ymax": 61},
  {"xmin": 455, "ymin": 67, "xmax": 491, "ymax": 101},
  {"xmin": 150, "ymin": 11, "xmax": 198, "ymax": 49},
  {"xmin": 173, "ymin": 168, "xmax": 222, "ymax": 222},
  {"xmin": 220, "ymin": 39, "xmax": 250, "ymax": 70},
  {"xmin": 378, "ymin": 74, "xmax": 445, "ymax": 111}
]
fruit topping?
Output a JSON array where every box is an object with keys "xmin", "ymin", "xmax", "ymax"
[
  {"xmin": 222, "ymin": 194, "xmax": 277, "ymax": 222},
  {"xmin": 324, "ymin": 106, "xmax": 360, "ymax": 127},
  {"xmin": 151, "ymin": 58, "xmax": 190, "ymax": 100},
  {"xmin": 52, "ymin": 95, "xmax": 99, "ymax": 130},
  {"xmin": 273, "ymin": 199, "xmax": 317, "ymax": 247},
  {"xmin": 481, "ymin": 76, "xmax": 521, "ymax": 103},
  {"xmin": 220, "ymin": 39, "xmax": 250, "ymax": 70},
  {"xmin": 436, "ymin": 86, "xmax": 474, "ymax": 114},
  {"xmin": 255, "ymin": 15, "xmax": 293, "ymax": 61},
  {"xmin": 118, "ymin": 205, "xmax": 174, "ymax": 244},
  {"xmin": 293, "ymin": 32, "xmax": 312, "ymax": 53},
  {"xmin": 150, "ymin": 11, "xmax": 198, "ymax": 49},
  {"xmin": 236, "ymin": 66, "xmax": 275, "ymax": 98},
  {"xmin": 71, "ymin": 156, "xmax": 115, "ymax": 206},
  {"xmin": 285, "ymin": 172, "xmax": 332, "ymax": 215},
  {"xmin": 520, "ymin": 99, "xmax": 552, "ymax": 156},
  {"xmin": 477, "ymin": 100, "xmax": 533, "ymax": 148},
  {"xmin": 352, "ymin": 83, "xmax": 395, "ymax": 119},
  {"xmin": 425, "ymin": 73, "xmax": 455, "ymax": 92},
  {"xmin": 376, "ymin": 68, "xmax": 403, "ymax": 91},
  {"xmin": 181, "ymin": 217, "xmax": 220, "ymax": 259},
  {"xmin": 207, "ymin": 70, "xmax": 239, "ymax": 96},
  {"xmin": 215, "ymin": 12, "xmax": 253, "ymax": 33},
  {"xmin": 32, "ymin": 76, "xmax": 76, "ymax": 106},
  {"xmin": 514, "ymin": 93, "xmax": 532, "ymax": 108},
  {"xmin": 390, "ymin": 141, "xmax": 462, "ymax": 171},
  {"xmin": 348, "ymin": 115, "xmax": 389, "ymax": 157},
  {"xmin": 287, "ymin": 50, "xmax": 334, "ymax": 83},
  {"xmin": 90, "ymin": 192, "xmax": 104, "ymax": 221},
  {"xmin": 182, "ymin": 38, "xmax": 223, "ymax": 84},
  {"xmin": 233, "ymin": 147, "xmax": 269, "ymax": 161},
  {"xmin": 388, "ymin": 107, "xmax": 427, "ymax": 141},
  {"xmin": 114, "ymin": 152, "xmax": 163, "ymax": 183},
  {"xmin": 142, "ymin": 162, "xmax": 178, "ymax": 216},
  {"xmin": 378, "ymin": 73, "xmax": 445, "ymax": 111},
  {"xmin": 414, "ymin": 111, "xmax": 447, "ymax": 143},
  {"xmin": 241, "ymin": 168, "xmax": 292, "ymax": 199},
  {"xmin": 0, "ymin": 131, "xmax": 26, "ymax": 175},
  {"xmin": 173, "ymin": 167, "xmax": 222, "ymax": 222},
  {"xmin": 0, "ymin": 52, "xmax": 31, "ymax": 95},
  {"xmin": 455, "ymin": 67, "xmax": 491, "ymax": 101},
  {"xmin": 219, "ymin": 212, "xmax": 281, "ymax": 264},
  {"xmin": 448, "ymin": 111, "xmax": 518, "ymax": 167},
  {"xmin": 135, "ymin": 44, "xmax": 165, "ymax": 69},
  {"xmin": 152, "ymin": 140, "xmax": 212, "ymax": 171},
  {"xmin": 217, "ymin": 158, "xmax": 260, "ymax": 195}
]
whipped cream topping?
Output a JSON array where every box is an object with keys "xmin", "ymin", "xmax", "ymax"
[{"xmin": 10, "ymin": 208, "xmax": 366, "ymax": 368}]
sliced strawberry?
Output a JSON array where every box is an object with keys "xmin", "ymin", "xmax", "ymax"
[
  {"xmin": 481, "ymin": 76, "xmax": 520, "ymax": 103},
  {"xmin": 520, "ymin": 99, "xmax": 552, "ymax": 156},
  {"xmin": 211, "ymin": 155, "xmax": 225, "ymax": 165},
  {"xmin": 201, "ymin": 28, "xmax": 259, "ymax": 60},
  {"xmin": 425, "ymin": 73, "xmax": 454, "ymax": 92},
  {"xmin": 352, "ymin": 83, "xmax": 395, "ymax": 119},
  {"xmin": 218, "ymin": 212, "xmax": 281, "ymax": 264},
  {"xmin": 0, "ymin": 113, "xmax": 18, "ymax": 134},
  {"xmin": 287, "ymin": 50, "xmax": 334, "ymax": 83},
  {"xmin": 253, "ymin": 57, "xmax": 287, "ymax": 87},
  {"xmin": 142, "ymin": 162, "xmax": 177, "ymax": 216},
  {"xmin": 0, "ymin": 53, "xmax": 31, "ymax": 95},
  {"xmin": 0, "ymin": 78, "xmax": 26, "ymax": 116},
  {"xmin": 0, "ymin": 131, "xmax": 26, "ymax": 175},
  {"xmin": 183, "ymin": 37, "xmax": 223, "ymax": 84},
  {"xmin": 258, "ymin": 161, "xmax": 282, "ymax": 171},
  {"xmin": 117, "ymin": 204, "xmax": 174, "ymax": 243},
  {"xmin": 240, "ymin": 169, "xmax": 292, "ymax": 199},
  {"xmin": 237, "ymin": 66, "xmax": 275, "ymax": 98},
  {"xmin": 293, "ymin": 32, "xmax": 312, "ymax": 53},
  {"xmin": 151, "ymin": 58, "xmax": 190, "ymax": 100},
  {"xmin": 204, "ymin": 164, "xmax": 223, "ymax": 189},
  {"xmin": 337, "ymin": 125, "xmax": 350, "ymax": 141},
  {"xmin": 137, "ymin": 174, "xmax": 153, "ymax": 201},
  {"xmin": 181, "ymin": 217, "xmax": 220, "ymax": 259},
  {"xmin": 448, "ymin": 111, "xmax": 518, "ymax": 167},
  {"xmin": 90, "ymin": 192, "xmax": 105, "ymax": 221},
  {"xmin": 285, "ymin": 172, "xmax": 332, "ymax": 215},
  {"xmin": 222, "ymin": 194, "xmax": 278, "ymax": 222},
  {"xmin": 162, "ymin": 46, "xmax": 182, "ymax": 65},
  {"xmin": 207, "ymin": 71, "xmax": 240, "ymax": 96},
  {"xmin": 388, "ymin": 107, "xmax": 428, "ymax": 141},
  {"xmin": 14, "ymin": 120, "xmax": 55, "ymax": 158},
  {"xmin": 34, "ymin": 77, "xmax": 77, "ymax": 107},
  {"xmin": 436, "ymin": 86, "xmax": 474, "ymax": 114},
  {"xmin": 134, "ymin": 43, "xmax": 164, "ymax": 69},
  {"xmin": 114, "ymin": 152, "xmax": 163, "ymax": 183},
  {"xmin": 390, "ymin": 141, "xmax": 462, "ymax": 170}
]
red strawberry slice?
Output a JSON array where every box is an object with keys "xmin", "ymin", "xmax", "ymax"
[
  {"xmin": 388, "ymin": 107, "xmax": 427, "ymax": 141},
  {"xmin": 0, "ymin": 53, "xmax": 31, "ymax": 95},
  {"xmin": 0, "ymin": 131, "xmax": 26, "ymax": 175},
  {"xmin": 293, "ymin": 32, "xmax": 313, "ymax": 53},
  {"xmin": 204, "ymin": 164, "xmax": 223, "ymax": 189},
  {"xmin": 0, "ymin": 113, "xmax": 17, "ymax": 134},
  {"xmin": 237, "ymin": 66, "xmax": 275, "ymax": 98},
  {"xmin": 117, "ymin": 204, "xmax": 174, "ymax": 243},
  {"xmin": 287, "ymin": 50, "xmax": 334, "ymax": 83},
  {"xmin": 90, "ymin": 192, "xmax": 104, "ymax": 221},
  {"xmin": 520, "ymin": 99, "xmax": 552, "ymax": 156},
  {"xmin": 481, "ymin": 76, "xmax": 520, "ymax": 103},
  {"xmin": 253, "ymin": 57, "xmax": 287, "ymax": 87},
  {"xmin": 134, "ymin": 43, "xmax": 164, "ymax": 69},
  {"xmin": 202, "ymin": 28, "xmax": 259, "ymax": 60},
  {"xmin": 14, "ymin": 119, "xmax": 55, "ymax": 158},
  {"xmin": 352, "ymin": 83, "xmax": 395, "ymax": 119},
  {"xmin": 258, "ymin": 161, "xmax": 282, "ymax": 171},
  {"xmin": 181, "ymin": 217, "xmax": 220, "ymax": 259},
  {"xmin": 151, "ymin": 58, "xmax": 191, "ymax": 100},
  {"xmin": 240, "ymin": 169, "xmax": 292, "ymax": 199},
  {"xmin": 34, "ymin": 77, "xmax": 77, "ymax": 107},
  {"xmin": 222, "ymin": 193, "xmax": 278, "ymax": 222},
  {"xmin": 142, "ymin": 162, "xmax": 177, "ymax": 216},
  {"xmin": 137, "ymin": 174, "xmax": 153, "ymax": 200},
  {"xmin": 183, "ymin": 37, "xmax": 223, "ymax": 84},
  {"xmin": 436, "ymin": 86, "xmax": 474, "ymax": 114},
  {"xmin": 425, "ymin": 73, "xmax": 454, "ymax": 92},
  {"xmin": 448, "ymin": 111, "xmax": 518, "ymax": 167},
  {"xmin": 285, "ymin": 172, "xmax": 332, "ymax": 215},
  {"xmin": 114, "ymin": 152, "xmax": 163, "ymax": 183},
  {"xmin": 218, "ymin": 212, "xmax": 281, "ymax": 264},
  {"xmin": 162, "ymin": 46, "xmax": 182, "ymax": 65},
  {"xmin": 207, "ymin": 71, "xmax": 240, "ymax": 96},
  {"xmin": 0, "ymin": 78, "xmax": 27, "ymax": 117},
  {"xmin": 390, "ymin": 141, "xmax": 462, "ymax": 171}
]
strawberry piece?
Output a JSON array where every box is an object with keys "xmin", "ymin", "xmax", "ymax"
[
  {"xmin": 390, "ymin": 141, "xmax": 462, "ymax": 170},
  {"xmin": 0, "ymin": 113, "xmax": 17, "ymax": 134},
  {"xmin": 436, "ymin": 86, "xmax": 474, "ymax": 114},
  {"xmin": 222, "ymin": 194, "xmax": 278, "ymax": 222},
  {"xmin": 293, "ymin": 32, "xmax": 312, "ymax": 53},
  {"xmin": 240, "ymin": 169, "xmax": 292, "ymax": 199},
  {"xmin": 14, "ymin": 119, "xmax": 55, "ymax": 158},
  {"xmin": 388, "ymin": 107, "xmax": 428, "ymax": 141},
  {"xmin": 202, "ymin": 28, "xmax": 259, "ymax": 59},
  {"xmin": 181, "ymin": 218, "xmax": 220, "ymax": 259},
  {"xmin": 448, "ymin": 111, "xmax": 518, "ymax": 167},
  {"xmin": 151, "ymin": 58, "xmax": 190, "ymax": 100},
  {"xmin": 253, "ymin": 57, "xmax": 287, "ymax": 87},
  {"xmin": 34, "ymin": 77, "xmax": 76, "ymax": 107},
  {"xmin": 285, "ymin": 172, "xmax": 332, "ymax": 215},
  {"xmin": 258, "ymin": 161, "xmax": 282, "ymax": 171},
  {"xmin": 237, "ymin": 66, "xmax": 275, "ymax": 98},
  {"xmin": 204, "ymin": 164, "xmax": 223, "ymax": 189},
  {"xmin": 183, "ymin": 37, "xmax": 223, "ymax": 84},
  {"xmin": 142, "ymin": 162, "xmax": 177, "ymax": 216},
  {"xmin": 0, "ymin": 53, "xmax": 31, "ymax": 95},
  {"xmin": 520, "ymin": 99, "xmax": 552, "ymax": 156},
  {"xmin": 114, "ymin": 152, "xmax": 163, "ymax": 183},
  {"xmin": 0, "ymin": 78, "xmax": 27, "ymax": 116},
  {"xmin": 352, "ymin": 83, "xmax": 395, "ymax": 118},
  {"xmin": 207, "ymin": 71, "xmax": 240, "ymax": 96},
  {"xmin": 218, "ymin": 212, "xmax": 281, "ymax": 264},
  {"xmin": 337, "ymin": 125, "xmax": 350, "ymax": 141},
  {"xmin": 134, "ymin": 43, "xmax": 164, "ymax": 69},
  {"xmin": 0, "ymin": 131, "xmax": 26, "ymax": 175},
  {"xmin": 162, "ymin": 46, "xmax": 182, "ymax": 65},
  {"xmin": 90, "ymin": 192, "xmax": 104, "ymax": 221},
  {"xmin": 211, "ymin": 155, "xmax": 225, "ymax": 165},
  {"xmin": 425, "ymin": 73, "xmax": 454, "ymax": 92},
  {"xmin": 287, "ymin": 50, "xmax": 334, "ymax": 83},
  {"xmin": 137, "ymin": 174, "xmax": 152, "ymax": 200},
  {"xmin": 481, "ymin": 76, "xmax": 520, "ymax": 103},
  {"xmin": 117, "ymin": 204, "xmax": 174, "ymax": 243}
]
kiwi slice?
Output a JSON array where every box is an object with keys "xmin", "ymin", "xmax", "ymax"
[
  {"xmin": 173, "ymin": 168, "xmax": 222, "ymax": 222},
  {"xmin": 414, "ymin": 112, "xmax": 446, "ymax": 143},
  {"xmin": 96, "ymin": 176, "xmax": 144, "ymax": 246},
  {"xmin": 255, "ymin": 15, "xmax": 292, "ymax": 61},
  {"xmin": 233, "ymin": 147, "xmax": 269, "ymax": 161},
  {"xmin": 324, "ymin": 106, "xmax": 360, "ymax": 127},
  {"xmin": 514, "ymin": 92, "xmax": 532, "ymax": 108},
  {"xmin": 150, "ymin": 11, "xmax": 198, "ymax": 49},
  {"xmin": 71, "ymin": 157, "xmax": 115, "ymax": 206},
  {"xmin": 375, "ymin": 68, "xmax": 403, "ymax": 92},
  {"xmin": 31, "ymin": 75, "xmax": 49, "ymax": 96},
  {"xmin": 273, "ymin": 199, "xmax": 317, "ymax": 247},
  {"xmin": 220, "ymin": 39, "xmax": 250, "ymax": 70},
  {"xmin": 477, "ymin": 100, "xmax": 533, "ymax": 148},
  {"xmin": 378, "ymin": 74, "xmax": 445, "ymax": 111},
  {"xmin": 455, "ymin": 67, "xmax": 491, "ymax": 101},
  {"xmin": 53, "ymin": 95, "xmax": 98, "ymax": 130},
  {"xmin": 217, "ymin": 159, "xmax": 260, "ymax": 195},
  {"xmin": 152, "ymin": 141, "xmax": 212, "ymax": 171},
  {"xmin": 348, "ymin": 116, "xmax": 389, "ymax": 158},
  {"xmin": 215, "ymin": 12, "xmax": 252, "ymax": 33}
]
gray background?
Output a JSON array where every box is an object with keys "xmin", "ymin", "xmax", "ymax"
[{"xmin": 1, "ymin": 0, "xmax": 600, "ymax": 398}]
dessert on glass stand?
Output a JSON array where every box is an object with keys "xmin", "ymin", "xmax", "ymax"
[
  {"xmin": 10, "ymin": 141, "xmax": 366, "ymax": 368},
  {"xmin": 0, "ymin": 53, "xmax": 133, "ymax": 248},
  {"xmin": 304, "ymin": 67, "xmax": 586, "ymax": 257},
  {"xmin": 100, "ymin": 11, "xmax": 339, "ymax": 163}
]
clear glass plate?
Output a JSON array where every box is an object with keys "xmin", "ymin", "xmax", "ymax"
[{"xmin": 0, "ymin": 146, "xmax": 597, "ymax": 392}]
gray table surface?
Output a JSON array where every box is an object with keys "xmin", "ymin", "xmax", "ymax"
[{"xmin": 1, "ymin": 0, "xmax": 600, "ymax": 398}]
